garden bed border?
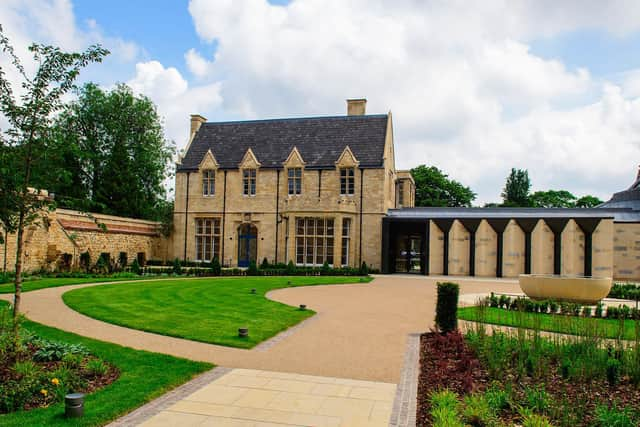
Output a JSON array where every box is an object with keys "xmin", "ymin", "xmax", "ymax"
[{"xmin": 389, "ymin": 333, "xmax": 420, "ymax": 427}]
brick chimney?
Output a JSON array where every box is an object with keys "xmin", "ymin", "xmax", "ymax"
[
  {"xmin": 347, "ymin": 98, "xmax": 367, "ymax": 116},
  {"xmin": 190, "ymin": 114, "xmax": 207, "ymax": 139}
]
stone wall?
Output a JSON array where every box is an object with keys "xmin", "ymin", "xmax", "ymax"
[
  {"xmin": 0, "ymin": 209, "xmax": 167, "ymax": 273},
  {"xmin": 613, "ymin": 222, "xmax": 640, "ymax": 280}
]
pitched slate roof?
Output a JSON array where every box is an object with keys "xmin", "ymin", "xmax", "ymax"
[
  {"xmin": 177, "ymin": 114, "xmax": 389, "ymax": 171},
  {"xmin": 598, "ymin": 168, "xmax": 640, "ymax": 221}
]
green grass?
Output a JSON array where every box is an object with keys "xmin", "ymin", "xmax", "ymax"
[
  {"xmin": 459, "ymin": 306, "xmax": 640, "ymax": 340},
  {"xmin": 0, "ymin": 276, "xmax": 151, "ymax": 294},
  {"xmin": 63, "ymin": 276, "xmax": 371, "ymax": 349},
  {"xmin": 0, "ymin": 301, "xmax": 211, "ymax": 427}
]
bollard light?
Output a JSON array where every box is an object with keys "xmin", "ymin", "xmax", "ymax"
[
  {"xmin": 250, "ymin": 288, "xmax": 256, "ymax": 294},
  {"xmin": 299, "ymin": 304, "xmax": 307, "ymax": 311},
  {"xmin": 238, "ymin": 327, "xmax": 249, "ymax": 338},
  {"xmin": 65, "ymin": 393, "xmax": 85, "ymax": 418}
]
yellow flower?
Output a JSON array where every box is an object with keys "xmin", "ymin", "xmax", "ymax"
[
  {"xmin": 40, "ymin": 389, "xmax": 48, "ymax": 396},
  {"xmin": 51, "ymin": 378, "xmax": 60, "ymax": 386}
]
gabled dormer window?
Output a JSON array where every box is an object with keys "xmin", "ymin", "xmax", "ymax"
[
  {"xmin": 340, "ymin": 168, "xmax": 355, "ymax": 195},
  {"xmin": 288, "ymin": 168, "xmax": 302, "ymax": 195},
  {"xmin": 243, "ymin": 169, "xmax": 256, "ymax": 196},
  {"xmin": 202, "ymin": 170, "xmax": 215, "ymax": 196}
]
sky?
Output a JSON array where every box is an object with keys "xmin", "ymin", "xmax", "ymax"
[{"xmin": 2, "ymin": 0, "xmax": 640, "ymax": 204}]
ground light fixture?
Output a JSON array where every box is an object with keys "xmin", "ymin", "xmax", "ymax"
[
  {"xmin": 299, "ymin": 304, "xmax": 307, "ymax": 310},
  {"xmin": 251, "ymin": 288, "xmax": 256, "ymax": 294},
  {"xmin": 65, "ymin": 393, "xmax": 84, "ymax": 418},
  {"xmin": 238, "ymin": 327, "xmax": 249, "ymax": 338}
]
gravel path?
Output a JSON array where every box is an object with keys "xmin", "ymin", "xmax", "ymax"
[{"xmin": 0, "ymin": 275, "xmax": 520, "ymax": 383}]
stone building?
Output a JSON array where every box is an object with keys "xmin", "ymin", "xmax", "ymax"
[
  {"xmin": 5, "ymin": 98, "xmax": 640, "ymax": 280},
  {"xmin": 172, "ymin": 99, "xmax": 414, "ymax": 269}
]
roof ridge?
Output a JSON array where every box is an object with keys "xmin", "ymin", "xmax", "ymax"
[{"xmin": 201, "ymin": 114, "xmax": 388, "ymax": 126}]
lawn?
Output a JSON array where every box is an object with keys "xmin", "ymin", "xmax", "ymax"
[
  {"xmin": 0, "ymin": 301, "xmax": 211, "ymax": 427},
  {"xmin": 0, "ymin": 276, "xmax": 150, "ymax": 294},
  {"xmin": 63, "ymin": 276, "xmax": 371, "ymax": 349},
  {"xmin": 459, "ymin": 306, "xmax": 640, "ymax": 340}
]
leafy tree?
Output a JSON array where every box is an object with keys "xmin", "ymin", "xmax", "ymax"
[
  {"xmin": 501, "ymin": 168, "xmax": 531, "ymax": 207},
  {"xmin": 576, "ymin": 195, "xmax": 603, "ymax": 208},
  {"xmin": 530, "ymin": 190, "xmax": 577, "ymax": 208},
  {"xmin": 50, "ymin": 83, "xmax": 175, "ymax": 221},
  {"xmin": 410, "ymin": 165, "xmax": 476, "ymax": 207},
  {"xmin": 0, "ymin": 26, "xmax": 107, "ymax": 331}
]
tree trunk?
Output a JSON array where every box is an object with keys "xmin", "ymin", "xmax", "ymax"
[{"xmin": 12, "ymin": 209, "xmax": 25, "ymax": 325}]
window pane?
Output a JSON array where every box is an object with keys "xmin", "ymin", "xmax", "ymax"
[
  {"xmin": 326, "ymin": 219, "xmax": 334, "ymax": 235},
  {"xmin": 306, "ymin": 237, "xmax": 314, "ymax": 264},
  {"xmin": 296, "ymin": 237, "xmax": 304, "ymax": 264},
  {"xmin": 213, "ymin": 236, "xmax": 220, "ymax": 260},
  {"xmin": 288, "ymin": 169, "xmax": 294, "ymax": 178},
  {"xmin": 316, "ymin": 219, "xmax": 324, "ymax": 236},
  {"xmin": 296, "ymin": 218, "xmax": 305, "ymax": 235},
  {"xmin": 306, "ymin": 218, "xmax": 315, "ymax": 235}
]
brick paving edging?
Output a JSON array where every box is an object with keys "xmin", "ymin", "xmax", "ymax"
[
  {"xmin": 107, "ymin": 366, "xmax": 232, "ymax": 427},
  {"xmin": 389, "ymin": 333, "xmax": 421, "ymax": 427}
]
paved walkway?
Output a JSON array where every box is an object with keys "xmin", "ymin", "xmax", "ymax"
[
  {"xmin": 136, "ymin": 368, "xmax": 396, "ymax": 427},
  {"xmin": 0, "ymin": 275, "xmax": 520, "ymax": 383}
]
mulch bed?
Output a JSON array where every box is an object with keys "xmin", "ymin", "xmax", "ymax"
[
  {"xmin": 416, "ymin": 331, "xmax": 640, "ymax": 426},
  {"xmin": 0, "ymin": 345, "xmax": 120, "ymax": 413}
]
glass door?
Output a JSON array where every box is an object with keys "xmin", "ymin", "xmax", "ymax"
[{"xmin": 394, "ymin": 235, "xmax": 422, "ymax": 273}]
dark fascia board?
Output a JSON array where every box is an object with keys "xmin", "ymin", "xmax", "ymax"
[{"xmin": 387, "ymin": 207, "xmax": 621, "ymax": 220}]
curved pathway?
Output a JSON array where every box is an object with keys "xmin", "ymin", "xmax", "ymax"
[{"xmin": 1, "ymin": 275, "xmax": 520, "ymax": 383}]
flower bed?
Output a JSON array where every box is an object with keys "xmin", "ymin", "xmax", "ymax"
[
  {"xmin": 0, "ymin": 326, "xmax": 118, "ymax": 414},
  {"xmin": 417, "ymin": 327, "xmax": 640, "ymax": 426}
]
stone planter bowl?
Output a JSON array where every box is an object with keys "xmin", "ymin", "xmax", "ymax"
[{"xmin": 519, "ymin": 274, "xmax": 612, "ymax": 304}]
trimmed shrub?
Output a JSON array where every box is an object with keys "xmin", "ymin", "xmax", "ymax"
[
  {"xmin": 606, "ymin": 358, "xmax": 621, "ymax": 387},
  {"xmin": 131, "ymin": 258, "xmax": 142, "ymax": 275},
  {"xmin": 435, "ymin": 282, "xmax": 459, "ymax": 333},
  {"xmin": 359, "ymin": 261, "xmax": 369, "ymax": 275},
  {"xmin": 321, "ymin": 261, "xmax": 331, "ymax": 275},
  {"xmin": 260, "ymin": 257, "xmax": 270, "ymax": 269},
  {"xmin": 286, "ymin": 260, "xmax": 296, "ymax": 275},
  {"xmin": 210, "ymin": 257, "xmax": 222, "ymax": 276},
  {"xmin": 247, "ymin": 260, "xmax": 259, "ymax": 276},
  {"xmin": 172, "ymin": 258, "xmax": 183, "ymax": 275}
]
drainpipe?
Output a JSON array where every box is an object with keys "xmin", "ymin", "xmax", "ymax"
[
  {"xmin": 221, "ymin": 170, "xmax": 227, "ymax": 266},
  {"xmin": 358, "ymin": 169, "xmax": 364, "ymax": 266},
  {"xmin": 275, "ymin": 169, "xmax": 280, "ymax": 264},
  {"xmin": 183, "ymin": 172, "xmax": 190, "ymax": 262}
]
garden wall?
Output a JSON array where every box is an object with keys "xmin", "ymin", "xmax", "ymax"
[{"xmin": 0, "ymin": 209, "xmax": 169, "ymax": 273}]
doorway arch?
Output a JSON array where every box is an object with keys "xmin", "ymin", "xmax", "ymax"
[{"xmin": 237, "ymin": 223, "xmax": 258, "ymax": 267}]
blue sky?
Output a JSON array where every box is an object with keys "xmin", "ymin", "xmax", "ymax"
[{"xmin": 5, "ymin": 1, "xmax": 640, "ymax": 203}]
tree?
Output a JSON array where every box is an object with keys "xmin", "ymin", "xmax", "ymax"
[
  {"xmin": 0, "ymin": 26, "xmax": 108, "ymax": 331},
  {"xmin": 50, "ymin": 83, "xmax": 175, "ymax": 221},
  {"xmin": 410, "ymin": 165, "xmax": 476, "ymax": 207},
  {"xmin": 576, "ymin": 195, "xmax": 603, "ymax": 208},
  {"xmin": 501, "ymin": 168, "xmax": 531, "ymax": 207},
  {"xmin": 530, "ymin": 190, "xmax": 577, "ymax": 208}
]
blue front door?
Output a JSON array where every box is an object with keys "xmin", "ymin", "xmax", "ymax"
[{"xmin": 238, "ymin": 224, "xmax": 257, "ymax": 267}]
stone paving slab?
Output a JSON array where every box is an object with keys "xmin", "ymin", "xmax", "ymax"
[{"xmin": 139, "ymin": 368, "xmax": 397, "ymax": 427}]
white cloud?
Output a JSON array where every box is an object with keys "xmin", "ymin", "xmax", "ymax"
[
  {"xmin": 185, "ymin": 48, "xmax": 213, "ymax": 79},
  {"xmin": 127, "ymin": 61, "xmax": 222, "ymax": 144},
  {"xmin": 182, "ymin": 0, "xmax": 640, "ymax": 203}
]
